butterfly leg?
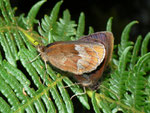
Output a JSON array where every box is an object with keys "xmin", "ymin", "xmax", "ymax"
[
  {"xmin": 62, "ymin": 82, "xmax": 81, "ymax": 89},
  {"xmin": 70, "ymin": 86, "xmax": 86, "ymax": 100}
]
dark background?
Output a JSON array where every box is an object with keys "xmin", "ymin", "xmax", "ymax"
[{"xmin": 10, "ymin": 0, "xmax": 150, "ymax": 44}]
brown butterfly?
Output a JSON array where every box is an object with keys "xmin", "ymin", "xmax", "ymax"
[{"xmin": 37, "ymin": 31, "xmax": 114, "ymax": 90}]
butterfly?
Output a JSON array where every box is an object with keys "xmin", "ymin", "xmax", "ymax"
[{"xmin": 37, "ymin": 31, "xmax": 114, "ymax": 90}]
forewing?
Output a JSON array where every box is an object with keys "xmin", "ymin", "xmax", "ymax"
[{"xmin": 45, "ymin": 42, "xmax": 105, "ymax": 74}]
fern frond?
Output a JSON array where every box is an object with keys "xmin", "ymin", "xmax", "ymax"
[
  {"xmin": 106, "ymin": 17, "xmax": 113, "ymax": 32},
  {"xmin": 0, "ymin": 0, "xmax": 16, "ymax": 24},
  {"xmin": 118, "ymin": 21, "xmax": 138, "ymax": 56},
  {"xmin": 0, "ymin": 33, "xmax": 17, "ymax": 66},
  {"xmin": 88, "ymin": 26, "xmax": 94, "ymax": 34},
  {"xmin": 89, "ymin": 18, "xmax": 150, "ymax": 113},
  {"xmin": 91, "ymin": 91, "xmax": 100, "ymax": 113},
  {"xmin": 141, "ymin": 32, "xmax": 150, "ymax": 56},
  {"xmin": 53, "ymin": 9, "xmax": 76, "ymax": 41},
  {"xmin": 76, "ymin": 12, "xmax": 85, "ymax": 40},
  {"xmin": 22, "ymin": 0, "xmax": 46, "ymax": 30},
  {"xmin": 130, "ymin": 35, "xmax": 142, "ymax": 69},
  {"xmin": 38, "ymin": 1, "xmax": 62, "ymax": 44},
  {"xmin": 0, "ymin": 0, "xmax": 90, "ymax": 113},
  {"xmin": 124, "ymin": 53, "xmax": 150, "ymax": 110}
]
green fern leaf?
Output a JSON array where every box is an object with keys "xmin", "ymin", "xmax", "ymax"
[
  {"xmin": 76, "ymin": 12, "xmax": 85, "ymax": 40},
  {"xmin": 88, "ymin": 26, "xmax": 94, "ymax": 34},
  {"xmin": 141, "ymin": 32, "xmax": 150, "ymax": 56},
  {"xmin": 22, "ymin": 0, "xmax": 46, "ymax": 30},
  {"xmin": 53, "ymin": 9, "xmax": 76, "ymax": 41},
  {"xmin": 118, "ymin": 21, "xmax": 138, "ymax": 56},
  {"xmin": 91, "ymin": 91, "xmax": 100, "ymax": 113},
  {"xmin": 130, "ymin": 35, "xmax": 142, "ymax": 69},
  {"xmin": 38, "ymin": 1, "xmax": 63, "ymax": 44},
  {"xmin": 106, "ymin": 17, "xmax": 113, "ymax": 32}
]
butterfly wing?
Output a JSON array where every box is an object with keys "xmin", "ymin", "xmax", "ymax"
[{"xmin": 43, "ymin": 41, "xmax": 105, "ymax": 75}]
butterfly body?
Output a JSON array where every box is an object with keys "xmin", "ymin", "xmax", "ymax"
[{"xmin": 38, "ymin": 31, "xmax": 114, "ymax": 90}]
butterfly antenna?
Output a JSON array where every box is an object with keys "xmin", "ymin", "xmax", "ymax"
[{"xmin": 25, "ymin": 53, "xmax": 41, "ymax": 64}]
